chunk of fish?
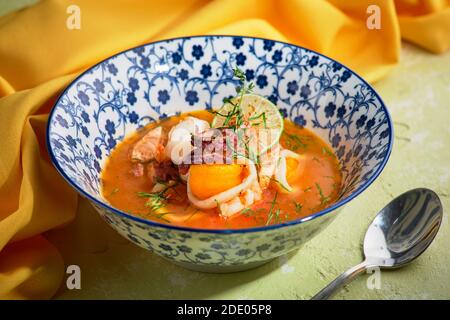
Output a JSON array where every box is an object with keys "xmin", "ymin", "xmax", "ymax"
[
  {"xmin": 258, "ymin": 145, "xmax": 280, "ymax": 189},
  {"xmin": 165, "ymin": 117, "xmax": 209, "ymax": 164},
  {"xmin": 219, "ymin": 197, "xmax": 245, "ymax": 217},
  {"xmin": 219, "ymin": 180, "xmax": 263, "ymax": 217},
  {"xmin": 131, "ymin": 126, "xmax": 167, "ymax": 163}
]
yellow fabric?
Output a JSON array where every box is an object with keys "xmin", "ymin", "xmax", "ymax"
[
  {"xmin": 395, "ymin": 0, "xmax": 450, "ymax": 53},
  {"xmin": 0, "ymin": 0, "xmax": 448, "ymax": 299}
]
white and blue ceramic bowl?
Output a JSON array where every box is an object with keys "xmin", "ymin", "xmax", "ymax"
[{"xmin": 47, "ymin": 36, "xmax": 393, "ymax": 273}]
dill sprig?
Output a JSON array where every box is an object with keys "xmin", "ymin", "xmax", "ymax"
[
  {"xmin": 293, "ymin": 201, "xmax": 303, "ymax": 214},
  {"xmin": 315, "ymin": 182, "xmax": 331, "ymax": 205},
  {"xmin": 322, "ymin": 146, "xmax": 334, "ymax": 157},
  {"xmin": 248, "ymin": 112, "xmax": 267, "ymax": 128},
  {"xmin": 240, "ymin": 191, "xmax": 290, "ymax": 226},
  {"xmin": 109, "ymin": 188, "xmax": 120, "ymax": 196},
  {"xmin": 312, "ymin": 156, "xmax": 323, "ymax": 165},
  {"xmin": 270, "ymin": 177, "xmax": 291, "ymax": 193},
  {"xmin": 265, "ymin": 191, "xmax": 282, "ymax": 225},
  {"xmin": 137, "ymin": 181, "xmax": 179, "ymax": 223},
  {"xmin": 184, "ymin": 207, "xmax": 200, "ymax": 222},
  {"xmin": 283, "ymin": 132, "xmax": 308, "ymax": 151},
  {"xmin": 138, "ymin": 191, "xmax": 168, "ymax": 212},
  {"xmin": 225, "ymin": 129, "xmax": 259, "ymax": 163},
  {"xmin": 241, "ymin": 207, "xmax": 266, "ymax": 217}
]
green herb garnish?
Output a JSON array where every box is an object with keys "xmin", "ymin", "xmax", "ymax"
[
  {"xmin": 283, "ymin": 132, "xmax": 308, "ymax": 151},
  {"xmin": 248, "ymin": 112, "xmax": 267, "ymax": 128},
  {"xmin": 184, "ymin": 208, "xmax": 200, "ymax": 222},
  {"xmin": 109, "ymin": 188, "xmax": 120, "ymax": 196},
  {"xmin": 241, "ymin": 207, "xmax": 266, "ymax": 218},
  {"xmin": 293, "ymin": 201, "xmax": 303, "ymax": 214},
  {"xmin": 312, "ymin": 156, "xmax": 323, "ymax": 165},
  {"xmin": 213, "ymin": 67, "xmax": 254, "ymax": 130},
  {"xmin": 322, "ymin": 146, "xmax": 334, "ymax": 157},
  {"xmin": 137, "ymin": 181, "xmax": 179, "ymax": 223},
  {"xmin": 270, "ymin": 177, "xmax": 291, "ymax": 193},
  {"xmin": 265, "ymin": 192, "xmax": 279, "ymax": 225}
]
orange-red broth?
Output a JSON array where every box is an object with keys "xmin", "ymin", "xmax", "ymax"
[{"xmin": 101, "ymin": 111, "xmax": 342, "ymax": 229}]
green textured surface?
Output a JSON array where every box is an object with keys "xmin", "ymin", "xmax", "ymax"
[{"xmin": 2, "ymin": 1, "xmax": 449, "ymax": 300}]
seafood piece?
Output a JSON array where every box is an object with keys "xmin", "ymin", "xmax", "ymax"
[
  {"xmin": 131, "ymin": 126, "xmax": 167, "ymax": 163},
  {"xmin": 218, "ymin": 180, "xmax": 263, "ymax": 217},
  {"xmin": 166, "ymin": 116, "xmax": 209, "ymax": 164},
  {"xmin": 258, "ymin": 145, "xmax": 280, "ymax": 189}
]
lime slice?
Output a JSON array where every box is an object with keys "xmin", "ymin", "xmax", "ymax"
[{"xmin": 211, "ymin": 94, "xmax": 284, "ymax": 155}]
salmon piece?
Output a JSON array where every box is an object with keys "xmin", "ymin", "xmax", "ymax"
[{"xmin": 131, "ymin": 126, "xmax": 167, "ymax": 163}]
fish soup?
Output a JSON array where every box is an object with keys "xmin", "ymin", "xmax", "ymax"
[{"xmin": 101, "ymin": 113, "xmax": 342, "ymax": 229}]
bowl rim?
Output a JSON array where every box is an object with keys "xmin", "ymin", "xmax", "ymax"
[{"xmin": 47, "ymin": 35, "xmax": 393, "ymax": 235}]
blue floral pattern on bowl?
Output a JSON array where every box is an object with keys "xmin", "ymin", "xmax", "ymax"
[{"xmin": 47, "ymin": 36, "xmax": 392, "ymax": 272}]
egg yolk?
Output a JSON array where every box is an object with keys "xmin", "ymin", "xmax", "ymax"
[{"xmin": 189, "ymin": 164, "xmax": 244, "ymax": 200}]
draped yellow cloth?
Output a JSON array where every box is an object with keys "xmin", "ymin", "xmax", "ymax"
[{"xmin": 0, "ymin": 0, "xmax": 448, "ymax": 299}]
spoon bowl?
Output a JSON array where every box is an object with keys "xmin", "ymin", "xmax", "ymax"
[{"xmin": 312, "ymin": 188, "xmax": 443, "ymax": 299}]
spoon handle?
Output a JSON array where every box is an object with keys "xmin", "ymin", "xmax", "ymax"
[{"xmin": 311, "ymin": 261, "xmax": 370, "ymax": 300}]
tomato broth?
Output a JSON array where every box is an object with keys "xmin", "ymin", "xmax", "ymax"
[{"xmin": 101, "ymin": 110, "xmax": 342, "ymax": 229}]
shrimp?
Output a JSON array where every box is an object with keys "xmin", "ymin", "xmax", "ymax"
[{"xmin": 165, "ymin": 116, "xmax": 209, "ymax": 165}]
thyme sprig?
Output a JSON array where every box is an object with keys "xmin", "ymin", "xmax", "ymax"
[
  {"xmin": 211, "ymin": 66, "xmax": 262, "ymax": 163},
  {"xmin": 211, "ymin": 67, "xmax": 255, "ymax": 130}
]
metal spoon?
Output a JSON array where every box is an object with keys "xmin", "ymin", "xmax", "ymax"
[{"xmin": 312, "ymin": 188, "xmax": 443, "ymax": 300}]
